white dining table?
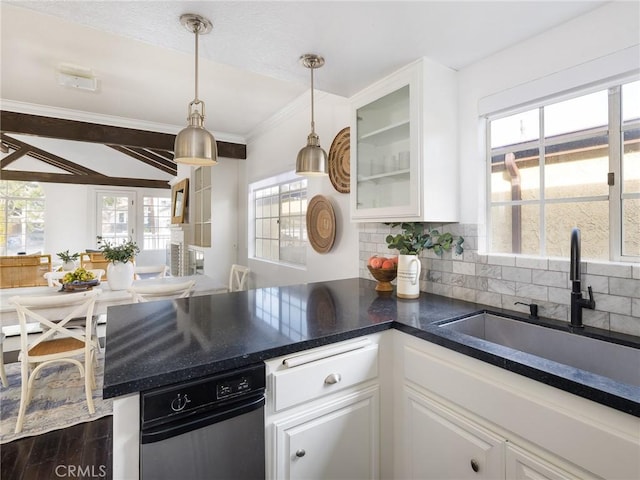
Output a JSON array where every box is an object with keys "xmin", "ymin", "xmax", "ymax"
[{"xmin": 0, "ymin": 275, "xmax": 227, "ymax": 336}]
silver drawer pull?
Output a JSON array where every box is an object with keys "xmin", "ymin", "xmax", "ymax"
[
  {"xmin": 324, "ymin": 373, "xmax": 342, "ymax": 385},
  {"xmin": 296, "ymin": 449, "xmax": 306, "ymax": 458}
]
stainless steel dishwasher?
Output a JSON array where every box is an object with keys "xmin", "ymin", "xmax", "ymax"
[{"xmin": 140, "ymin": 363, "xmax": 266, "ymax": 480}]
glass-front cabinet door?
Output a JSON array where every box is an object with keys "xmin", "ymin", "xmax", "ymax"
[
  {"xmin": 350, "ymin": 58, "xmax": 459, "ymax": 223},
  {"xmin": 356, "ymin": 85, "xmax": 412, "ymax": 211}
]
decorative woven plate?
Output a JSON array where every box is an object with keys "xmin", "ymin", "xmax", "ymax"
[
  {"xmin": 306, "ymin": 195, "xmax": 336, "ymax": 254},
  {"xmin": 328, "ymin": 127, "xmax": 350, "ymax": 193}
]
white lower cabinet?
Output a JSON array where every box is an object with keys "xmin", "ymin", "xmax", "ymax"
[
  {"xmin": 404, "ymin": 387, "xmax": 504, "ymax": 479},
  {"xmin": 273, "ymin": 386, "xmax": 379, "ymax": 480},
  {"xmin": 265, "ymin": 336, "xmax": 382, "ymax": 480},
  {"xmin": 506, "ymin": 443, "xmax": 584, "ymax": 480}
]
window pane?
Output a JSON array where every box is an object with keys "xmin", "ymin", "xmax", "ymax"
[
  {"xmin": 623, "ymin": 199, "xmax": 640, "ymax": 256},
  {"xmin": 544, "ymin": 136, "xmax": 609, "ymax": 199},
  {"xmin": 545, "ymin": 90, "xmax": 608, "ymax": 137},
  {"xmin": 490, "ymin": 149, "xmax": 540, "ymax": 202},
  {"xmin": 545, "ymin": 201, "xmax": 609, "ymax": 260},
  {"xmin": 623, "ymin": 129, "xmax": 640, "ymax": 194},
  {"xmin": 490, "ymin": 205, "xmax": 540, "ymax": 255},
  {"xmin": 490, "ymin": 109, "xmax": 539, "ymax": 148},
  {"xmin": 623, "ymin": 80, "xmax": 640, "ymax": 122}
]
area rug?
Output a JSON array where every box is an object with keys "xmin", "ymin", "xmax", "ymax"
[{"xmin": 0, "ymin": 352, "xmax": 113, "ymax": 444}]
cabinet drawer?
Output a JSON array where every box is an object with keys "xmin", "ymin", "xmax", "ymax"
[{"xmin": 271, "ymin": 343, "xmax": 378, "ymax": 412}]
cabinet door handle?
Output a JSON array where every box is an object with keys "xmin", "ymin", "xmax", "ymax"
[
  {"xmin": 324, "ymin": 373, "xmax": 342, "ymax": 385},
  {"xmin": 295, "ymin": 449, "xmax": 306, "ymax": 458},
  {"xmin": 470, "ymin": 458, "xmax": 480, "ymax": 473}
]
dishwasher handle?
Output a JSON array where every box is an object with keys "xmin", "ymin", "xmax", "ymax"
[{"xmin": 141, "ymin": 393, "xmax": 264, "ymax": 445}]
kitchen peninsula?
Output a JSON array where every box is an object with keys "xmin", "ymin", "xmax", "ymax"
[{"xmin": 103, "ymin": 278, "xmax": 639, "ymax": 479}]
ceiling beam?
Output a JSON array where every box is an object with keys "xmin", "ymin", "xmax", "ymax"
[
  {"xmin": 1, "ymin": 134, "xmax": 103, "ymax": 176},
  {"xmin": 108, "ymin": 145, "xmax": 177, "ymax": 176},
  {"xmin": 0, "ymin": 111, "xmax": 247, "ymax": 159},
  {"xmin": 0, "ymin": 170, "xmax": 169, "ymax": 189}
]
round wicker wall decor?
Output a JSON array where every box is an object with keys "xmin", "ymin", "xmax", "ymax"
[
  {"xmin": 306, "ymin": 195, "xmax": 336, "ymax": 254},
  {"xmin": 327, "ymin": 127, "xmax": 350, "ymax": 193}
]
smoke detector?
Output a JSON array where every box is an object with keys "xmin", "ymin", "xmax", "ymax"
[{"xmin": 57, "ymin": 63, "xmax": 98, "ymax": 92}]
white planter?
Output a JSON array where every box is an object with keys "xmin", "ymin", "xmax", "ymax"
[
  {"xmin": 397, "ymin": 254, "xmax": 422, "ymax": 299},
  {"xmin": 107, "ymin": 261, "xmax": 135, "ymax": 291},
  {"xmin": 61, "ymin": 260, "xmax": 77, "ymax": 271}
]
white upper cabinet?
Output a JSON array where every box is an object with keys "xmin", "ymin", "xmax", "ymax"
[{"xmin": 350, "ymin": 57, "xmax": 459, "ymax": 222}]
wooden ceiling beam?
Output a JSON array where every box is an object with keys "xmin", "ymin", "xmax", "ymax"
[
  {"xmin": 0, "ymin": 110, "xmax": 247, "ymax": 159},
  {"xmin": 1, "ymin": 134, "xmax": 103, "ymax": 176},
  {"xmin": 0, "ymin": 170, "xmax": 169, "ymax": 189},
  {"xmin": 107, "ymin": 145, "xmax": 177, "ymax": 176}
]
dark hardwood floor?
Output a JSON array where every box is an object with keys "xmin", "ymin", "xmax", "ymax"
[{"xmin": 1, "ymin": 415, "xmax": 112, "ymax": 480}]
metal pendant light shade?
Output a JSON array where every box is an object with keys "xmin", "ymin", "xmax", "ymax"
[
  {"xmin": 296, "ymin": 54, "xmax": 327, "ymax": 176},
  {"xmin": 174, "ymin": 14, "xmax": 218, "ymax": 166}
]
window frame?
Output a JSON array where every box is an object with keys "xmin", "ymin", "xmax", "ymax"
[
  {"xmin": 485, "ymin": 78, "xmax": 640, "ymax": 263},
  {"xmin": 0, "ymin": 180, "xmax": 46, "ymax": 256}
]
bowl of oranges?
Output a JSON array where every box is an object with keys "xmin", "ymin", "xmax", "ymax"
[{"xmin": 367, "ymin": 255, "xmax": 398, "ymax": 293}]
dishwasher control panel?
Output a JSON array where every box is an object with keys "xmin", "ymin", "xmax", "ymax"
[{"xmin": 141, "ymin": 363, "xmax": 265, "ymax": 427}]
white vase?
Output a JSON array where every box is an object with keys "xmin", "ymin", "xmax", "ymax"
[
  {"xmin": 61, "ymin": 260, "xmax": 77, "ymax": 271},
  {"xmin": 107, "ymin": 261, "xmax": 135, "ymax": 291},
  {"xmin": 397, "ymin": 254, "xmax": 422, "ymax": 299}
]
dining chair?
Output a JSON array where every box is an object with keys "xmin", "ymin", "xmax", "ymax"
[
  {"xmin": 9, "ymin": 289, "xmax": 101, "ymax": 433},
  {"xmin": 228, "ymin": 264, "xmax": 250, "ymax": 292},
  {"xmin": 44, "ymin": 269, "xmax": 105, "ymax": 287},
  {"xmin": 134, "ymin": 265, "xmax": 168, "ymax": 280},
  {"xmin": 0, "ymin": 333, "xmax": 8, "ymax": 387},
  {"xmin": 127, "ymin": 280, "xmax": 196, "ymax": 303}
]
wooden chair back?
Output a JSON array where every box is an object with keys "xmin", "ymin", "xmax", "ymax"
[
  {"xmin": 0, "ymin": 254, "xmax": 52, "ymax": 288},
  {"xmin": 80, "ymin": 252, "xmax": 111, "ymax": 279}
]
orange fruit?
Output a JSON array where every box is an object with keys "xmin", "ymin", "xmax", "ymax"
[
  {"xmin": 382, "ymin": 260, "xmax": 394, "ymax": 269},
  {"xmin": 370, "ymin": 257, "xmax": 384, "ymax": 269}
]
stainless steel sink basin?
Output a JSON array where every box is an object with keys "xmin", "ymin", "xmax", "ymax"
[{"xmin": 439, "ymin": 313, "xmax": 640, "ymax": 387}]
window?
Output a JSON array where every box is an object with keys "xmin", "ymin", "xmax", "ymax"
[
  {"xmin": 143, "ymin": 195, "xmax": 171, "ymax": 250},
  {"xmin": 97, "ymin": 191, "xmax": 134, "ymax": 244},
  {"xmin": 251, "ymin": 175, "xmax": 308, "ymax": 265},
  {"xmin": 487, "ymin": 79, "xmax": 640, "ymax": 261},
  {"xmin": 0, "ymin": 181, "xmax": 45, "ymax": 255}
]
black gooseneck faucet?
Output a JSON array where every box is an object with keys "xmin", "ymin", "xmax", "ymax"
[{"xmin": 570, "ymin": 228, "xmax": 595, "ymax": 328}]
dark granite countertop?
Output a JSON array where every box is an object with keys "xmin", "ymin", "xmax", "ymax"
[{"xmin": 103, "ymin": 277, "xmax": 640, "ymax": 417}]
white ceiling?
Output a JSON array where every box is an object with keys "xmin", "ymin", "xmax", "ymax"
[{"xmin": 2, "ymin": 0, "xmax": 609, "ymax": 140}]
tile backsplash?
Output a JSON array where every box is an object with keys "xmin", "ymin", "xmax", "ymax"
[{"xmin": 358, "ymin": 223, "xmax": 640, "ymax": 337}]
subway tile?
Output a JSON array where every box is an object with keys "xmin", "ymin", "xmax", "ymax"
[
  {"xmin": 609, "ymin": 313, "xmax": 640, "ymax": 337},
  {"xmin": 531, "ymin": 270, "xmax": 566, "ymax": 288},
  {"xmin": 633, "ymin": 298, "xmax": 640, "ymax": 318},
  {"xmin": 587, "ymin": 261, "xmax": 632, "ymax": 278},
  {"xmin": 487, "ymin": 254, "xmax": 515, "ymax": 267},
  {"xmin": 582, "ymin": 310, "xmax": 611, "ymax": 330},
  {"xmin": 548, "ymin": 258, "xmax": 570, "ymax": 273},
  {"xmin": 538, "ymin": 302, "xmax": 569, "ymax": 322},
  {"xmin": 515, "ymin": 283, "xmax": 548, "ymax": 302},
  {"xmin": 451, "ymin": 286, "xmax": 477, "ymax": 303},
  {"xmin": 488, "ymin": 279, "xmax": 515, "ymax": 295},
  {"xmin": 502, "ymin": 266, "xmax": 532, "ymax": 283},
  {"xmin": 608, "ymin": 277, "xmax": 640, "ymax": 298},
  {"xmin": 633, "ymin": 264, "xmax": 640, "ymax": 280},
  {"xmin": 595, "ymin": 294, "xmax": 631, "ymax": 316},
  {"xmin": 476, "ymin": 264, "xmax": 502, "ymax": 279},
  {"xmin": 429, "ymin": 282, "xmax": 452, "ymax": 297},
  {"xmin": 443, "ymin": 273, "xmax": 465, "ymax": 287},
  {"xmin": 581, "ymin": 274, "xmax": 609, "ymax": 294},
  {"xmin": 516, "ymin": 256, "xmax": 549, "ymax": 270},
  {"xmin": 453, "ymin": 261, "xmax": 475, "ymax": 275},
  {"xmin": 476, "ymin": 291, "xmax": 502, "ymax": 308},
  {"xmin": 431, "ymin": 259, "xmax": 453, "ymax": 273},
  {"xmin": 548, "ymin": 287, "xmax": 570, "ymax": 306}
]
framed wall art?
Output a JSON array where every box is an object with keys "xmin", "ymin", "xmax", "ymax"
[{"xmin": 171, "ymin": 178, "xmax": 189, "ymax": 224}]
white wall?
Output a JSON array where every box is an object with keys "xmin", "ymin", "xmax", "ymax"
[
  {"xmin": 457, "ymin": 1, "xmax": 640, "ymax": 233},
  {"xmin": 240, "ymin": 91, "xmax": 359, "ymax": 288}
]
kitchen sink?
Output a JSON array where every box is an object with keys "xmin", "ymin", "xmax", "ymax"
[{"xmin": 439, "ymin": 313, "xmax": 640, "ymax": 387}]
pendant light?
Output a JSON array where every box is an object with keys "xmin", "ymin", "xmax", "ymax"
[
  {"xmin": 296, "ymin": 54, "xmax": 328, "ymax": 176},
  {"xmin": 174, "ymin": 14, "xmax": 217, "ymax": 166}
]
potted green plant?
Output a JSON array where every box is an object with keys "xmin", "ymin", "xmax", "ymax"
[
  {"xmin": 385, "ymin": 223, "xmax": 464, "ymax": 299},
  {"xmin": 385, "ymin": 222, "xmax": 464, "ymax": 257},
  {"xmin": 57, "ymin": 250, "xmax": 80, "ymax": 271},
  {"xmin": 97, "ymin": 237, "xmax": 140, "ymax": 290}
]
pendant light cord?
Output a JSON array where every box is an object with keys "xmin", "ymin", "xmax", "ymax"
[
  {"xmin": 194, "ymin": 22, "xmax": 201, "ymax": 105},
  {"xmin": 310, "ymin": 63, "xmax": 316, "ymax": 135}
]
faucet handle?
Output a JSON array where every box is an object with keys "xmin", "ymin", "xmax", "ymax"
[{"xmin": 586, "ymin": 285, "xmax": 596, "ymax": 309}]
